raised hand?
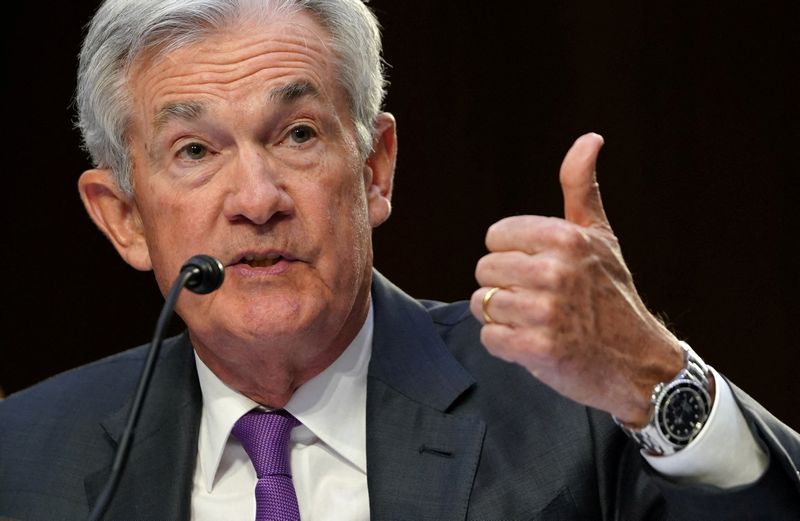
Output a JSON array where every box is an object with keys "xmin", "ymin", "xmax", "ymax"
[{"xmin": 470, "ymin": 133, "xmax": 684, "ymax": 426}]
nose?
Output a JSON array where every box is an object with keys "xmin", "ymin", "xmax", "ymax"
[{"xmin": 222, "ymin": 146, "xmax": 293, "ymax": 225}]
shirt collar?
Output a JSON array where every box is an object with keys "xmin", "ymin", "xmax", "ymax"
[{"xmin": 194, "ymin": 305, "xmax": 373, "ymax": 492}]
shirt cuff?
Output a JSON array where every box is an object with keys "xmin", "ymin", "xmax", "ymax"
[{"xmin": 642, "ymin": 366, "xmax": 768, "ymax": 488}]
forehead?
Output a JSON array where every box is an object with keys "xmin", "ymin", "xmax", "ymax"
[{"xmin": 127, "ymin": 11, "xmax": 341, "ymax": 124}]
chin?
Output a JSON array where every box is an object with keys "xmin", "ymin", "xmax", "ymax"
[{"xmin": 214, "ymin": 295, "xmax": 321, "ymax": 341}]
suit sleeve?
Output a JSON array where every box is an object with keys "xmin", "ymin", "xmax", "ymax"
[{"xmin": 592, "ymin": 382, "xmax": 800, "ymax": 520}]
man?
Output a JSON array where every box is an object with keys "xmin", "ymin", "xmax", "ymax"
[{"xmin": 0, "ymin": 0, "xmax": 798, "ymax": 519}]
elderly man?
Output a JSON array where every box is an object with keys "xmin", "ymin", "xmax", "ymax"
[{"xmin": 1, "ymin": 0, "xmax": 798, "ymax": 520}]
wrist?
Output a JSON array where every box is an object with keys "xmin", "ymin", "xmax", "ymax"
[
  {"xmin": 617, "ymin": 336, "xmax": 685, "ymax": 428},
  {"xmin": 615, "ymin": 342, "xmax": 714, "ymax": 456}
]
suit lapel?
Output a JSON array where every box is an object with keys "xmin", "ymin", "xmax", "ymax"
[
  {"xmin": 85, "ymin": 333, "xmax": 202, "ymax": 521},
  {"xmin": 83, "ymin": 274, "xmax": 483, "ymax": 520},
  {"xmin": 367, "ymin": 272, "xmax": 486, "ymax": 521}
]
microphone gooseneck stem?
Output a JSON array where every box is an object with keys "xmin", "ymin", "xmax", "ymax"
[{"xmin": 87, "ymin": 268, "xmax": 196, "ymax": 521}]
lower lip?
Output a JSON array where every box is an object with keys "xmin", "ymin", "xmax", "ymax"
[{"xmin": 228, "ymin": 258, "xmax": 295, "ymax": 278}]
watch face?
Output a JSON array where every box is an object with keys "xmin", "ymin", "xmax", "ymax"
[{"xmin": 657, "ymin": 381, "xmax": 710, "ymax": 445}]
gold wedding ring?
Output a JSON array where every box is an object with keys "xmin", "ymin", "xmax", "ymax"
[{"xmin": 482, "ymin": 287, "xmax": 501, "ymax": 324}]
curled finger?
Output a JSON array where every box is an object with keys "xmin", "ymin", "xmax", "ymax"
[
  {"xmin": 476, "ymin": 251, "xmax": 577, "ymax": 291},
  {"xmin": 479, "ymin": 323, "xmax": 558, "ymax": 369},
  {"xmin": 471, "ymin": 286, "xmax": 563, "ymax": 328}
]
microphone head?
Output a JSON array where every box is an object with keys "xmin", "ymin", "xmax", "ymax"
[{"xmin": 181, "ymin": 255, "xmax": 225, "ymax": 294}]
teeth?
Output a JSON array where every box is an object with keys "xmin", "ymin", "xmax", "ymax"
[
  {"xmin": 250, "ymin": 258, "xmax": 280, "ymax": 267},
  {"xmin": 242, "ymin": 253, "xmax": 282, "ymax": 267}
]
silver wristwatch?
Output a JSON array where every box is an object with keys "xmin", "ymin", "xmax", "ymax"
[{"xmin": 615, "ymin": 342, "xmax": 713, "ymax": 456}]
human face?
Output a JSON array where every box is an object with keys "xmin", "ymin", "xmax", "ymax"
[{"xmin": 113, "ymin": 13, "xmax": 393, "ymax": 367}]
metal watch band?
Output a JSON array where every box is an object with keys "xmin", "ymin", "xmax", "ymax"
[{"xmin": 615, "ymin": 342, "xmax": 712, "ymax": 456}]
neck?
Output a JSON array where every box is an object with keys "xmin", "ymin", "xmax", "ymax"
[{"xmin": 191, "ymin": 290, "xmax": 371, "ymax": 409}]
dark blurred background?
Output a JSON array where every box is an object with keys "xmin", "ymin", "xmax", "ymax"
[{"xmin": 2, "ymin": 2, "xmax": 798, "ymax": 429}]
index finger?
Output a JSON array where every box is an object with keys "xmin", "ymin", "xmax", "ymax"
[{"xmin": 485, "ymin": 215, "xmax": 589, "ymax": 254}]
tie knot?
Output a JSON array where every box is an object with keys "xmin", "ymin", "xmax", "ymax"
[{"xmin": 232, "ymin": 409, "xmax": 299, "ymax": 478}]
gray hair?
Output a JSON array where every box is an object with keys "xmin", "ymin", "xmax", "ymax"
[{"xmin": 76, "ymin": 0, "xmax": 386, "ymax": 194}]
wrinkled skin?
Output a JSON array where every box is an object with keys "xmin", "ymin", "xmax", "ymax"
[
  {"xmin": 78, "ymin": 14, "xmax": 397, "ymax": 407},
  {"xmin": 470, "ymin": 134, "xmax": 687, "ymax": 427}
]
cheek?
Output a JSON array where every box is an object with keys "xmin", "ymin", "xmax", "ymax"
[
  {"xmin": 312, "ymin": 163, "xmax": 372, "ymax": 274},
  {"xmin": 138, "ymin": 186, "xmax": 217, "ymax": 291},
  {"xmin": 330, "ymin": 171, "xmax": 371, "ymax": 242},
  {"xmin": 341, "ymin": 184, "xmax": 373, "ymax": 285}
]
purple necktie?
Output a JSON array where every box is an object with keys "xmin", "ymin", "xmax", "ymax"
[{"xmin": 232, "ymin": 409, "xmax": 301, "ymax": 521}]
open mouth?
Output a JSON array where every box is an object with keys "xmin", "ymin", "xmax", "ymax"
[{"xmin": 241, "ymin": 253, "xmax": 283, "ymax": 268}]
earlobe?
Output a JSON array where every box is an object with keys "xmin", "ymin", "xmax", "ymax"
[
  {"xmin": 365, "ymin": 112, "xmax": 397, "ymax": 228},
  {"xmin": 78, "ymin": 169, "xmax": 152, "ymax": 271}
]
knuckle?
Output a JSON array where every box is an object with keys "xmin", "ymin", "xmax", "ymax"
[
  {"xmin": 520, "ymin": 255, "xmax": 544, "ymax": 282},
  {"xmin": 522, "ymin": 329, "xmax": 556, "ymax": 362},
  {"xmin": 516, "ymin": 295, "xmax": 536, "ymax": 322},
  {"xmin": 537, "ymin": 295, "xmax": 560, "ymax": 324},
  {"xmin": 540, "ymin": 257, "xmax": 572, "ymax": 289},
  {"xmin": 541, "ymin": 330, "xmax": 565, "ymax": 362},
  {"xmin": 540, "ymin": 218, "xmax": 564, "ymax": 239},
  {"xmin": 557, "ymin": 226, "xmax": 589, "ymax": 252},
  {"xmin": 506, "ymin": 335, "xmax": 527, "ymax": 357},
  {"xmin": 533, "ymin": 254, "xmax": 557, "ymax": 276}
]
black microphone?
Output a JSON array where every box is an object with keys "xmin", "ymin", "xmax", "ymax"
[
  {"xmin": 182, "ymin": 254, "xmax": 226, "ymax": 294},
  {"xmin": 87, "ymin": 255, "xmax": 224, "ymax": 521}
]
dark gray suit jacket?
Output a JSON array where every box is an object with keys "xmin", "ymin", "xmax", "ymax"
[{"xmin": 2, "ymin": 272, "xmax": 799, "ymax": 520}]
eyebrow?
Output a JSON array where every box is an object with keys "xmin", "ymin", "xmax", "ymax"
[
  {"xmin": 152, "ymin": 100, "xmax": 206, "ymax": 134},
  {"xmin": 268, "ymin": 80, "xmax": 321, "ymax": 104},
  {"xmin": 150, "ymin": 81, "xmax": 321, "ymax": 137}
]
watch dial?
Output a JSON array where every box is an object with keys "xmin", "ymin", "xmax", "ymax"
[{"xmin": 658, "ymin": 382, "xmax": 710, "ymax": 445}]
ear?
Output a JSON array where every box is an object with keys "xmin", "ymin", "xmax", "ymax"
[
  {"xmin": 364, "ymin": 112, "xmax": 397, "ymax": 228},
  {"xmin": 78, "ymin": 169, "xmax": 152, "ymax": 271}
]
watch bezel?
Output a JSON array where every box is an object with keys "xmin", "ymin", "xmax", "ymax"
[{"xmin": 654, "ymin": 378, "xmax": 711, "ymax": 446}]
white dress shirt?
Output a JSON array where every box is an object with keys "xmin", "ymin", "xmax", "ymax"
[
  {"xmin": 190, "ymin": 302, "xmax": 766, "ymax": 520},
  {"xmin": 191, "ymin": 307, "xmax": 373, "ymax": 521}
]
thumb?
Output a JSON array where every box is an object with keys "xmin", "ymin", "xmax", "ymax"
[{"xmin": 559, "ymin": 132, "xmax": 609, "ymax": 228}]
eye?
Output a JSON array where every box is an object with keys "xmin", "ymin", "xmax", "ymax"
[
  {"xmin": 287, "ymin": 125, "xmax": 316, "ymax": 145},
  {"xmin": 178, "ymin": 142, "xmax": 208, "ymax": 160}
]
